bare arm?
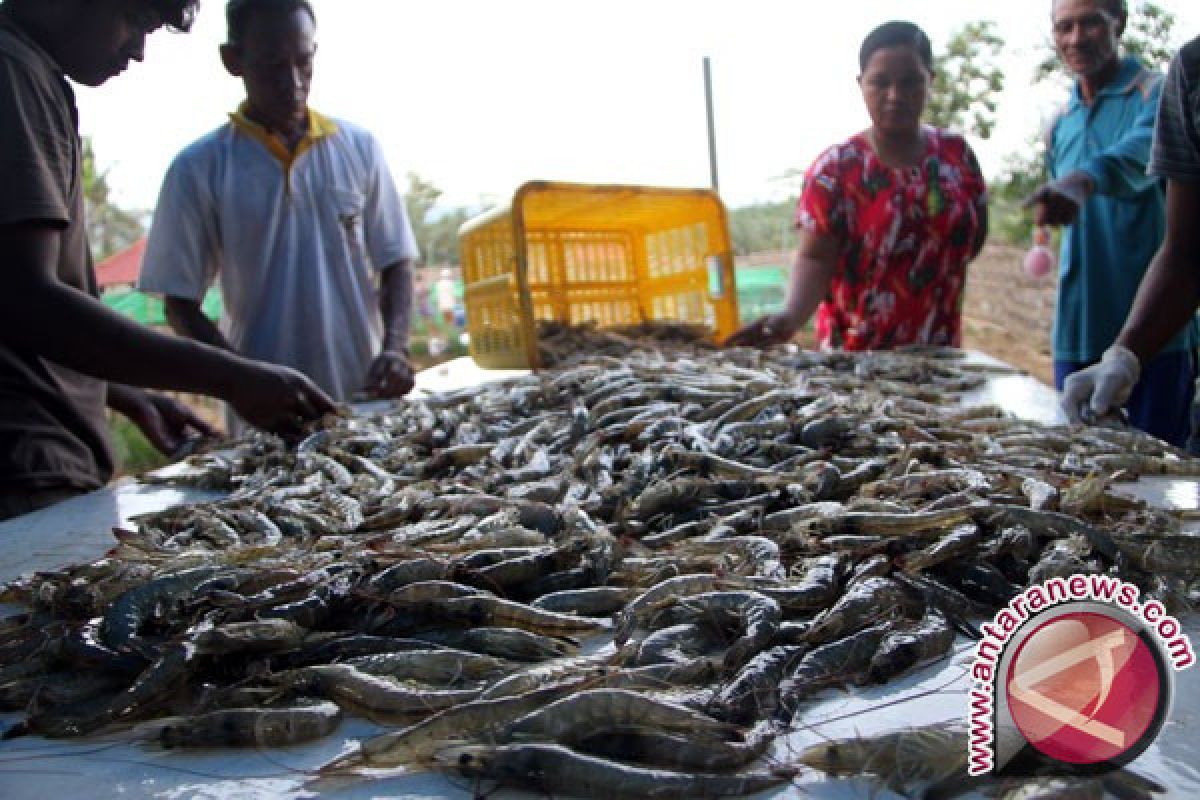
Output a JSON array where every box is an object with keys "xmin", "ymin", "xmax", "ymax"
[
  {"xmin": 2, "ymin": 222, "xmax": 240, "ymax": 392},
  {"xmin": 971, "ymin": 198, "xmax": 989, "ymax": 261},
  {"xmin": 1028, "ymin": 170, "xmax": 1096, "ymax": 227},
  {"xmin": 1116, "ymin": 180, "xmax": 1200, "ymax": 363},
  {"xmin": 725, "ymin": 231, "xmax": 839, "ymax": 348},
  {"xmin": 379, "ymin": 259, "xmax": 414, "ymax": 352},
  {"xmin": 107, "ymin": 383, "xmax": 216, "ymax": 455},
  {"xmin": 364, "ymin": 259, "xmax": 416, "ymax": 398},
  {"xmin": 164, "ymin": 296, "xmax": 232, "ymax": 351},
  {"xmin": 783, "ymin": 232, "xmax": 839, "ymax": 322},
  {"xmin": 0, "ymin": 222, "xmax": 334, "ymax": 433}
]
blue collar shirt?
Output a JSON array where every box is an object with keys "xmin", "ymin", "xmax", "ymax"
[{"xmin": 1049, "ymin": 55, "xmax": 1198, "ymax": 362}]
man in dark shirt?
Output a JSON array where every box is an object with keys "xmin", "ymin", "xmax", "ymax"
[
  {"xmin": 0, "ymin": 0, "xmax": 335, "ymax": 520},
  {"xmin": 1063, "ymin": 35, "xmax": 1200, "ymax": 425}
]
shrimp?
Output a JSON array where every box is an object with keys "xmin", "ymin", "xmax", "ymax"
[
  {"xmin": 428, "ymin": 596, "xmax": 607, "ymax": 636},
  {"xmin": 0, "ymin": 671, "xmax": 126, "ymax": 711},
  {"xmin": 668, "ymin": 591, "xmax": 783, "ymax": 668},
  {"xmin": 796, "ymin": 721, "xmax": 967, "ymax": 796},
  {"xmin": 817, "ymin": 507, "xmax": 979, "ymax": 538},
  {"xmin": 614, "ymin": 574, "xmax": 749, "ymax": 645},
  {"xmin": 758, "ymin": 554, "xmax": 845, "ymax": 612},
  {"xmin": 777, "ymin": 622, "xmax": 894, "ymax": 722},
  {"xmin": 345, "ymin": 649, "xmax": 512, "ymax": 685},
  {"xmin": 140, "ymin": 702, "xmax": 342, "ymax": 748},
  {"xmin": 417, "ymin": 626, "xmax": 579, "ymax": 662},
  {"xmin": 573, "ymin": 721, "xmax": 775, "ymax": 772},
  {"xmin": 437, "ymin": 742, "xmax": 795, "ymax": 799},
  {"xmin": 530, "ymin": 586, "xmax": 640, "ymax": 616},
  {"xmin": 383, "ymin": 580, "xmax": 486, "ymax": 604},
  {"xmin": 479, "ymin": 654, "xmax": 615, "ymax": 700},
  {"xmin": 864, "ymin": 609, "xmax": 955, "ymax": 684},
  {"xmin": 442, "ymin": 525, "xmax": 548, "ymax": 551},
  {"xmin": 860, "ymin": 468, "xmax": 992, "ymax": 500},
  {"xmin": 100, "ymin": 566, "xmax": 225, "ymax": 652},
  {"xmin": 190, "ymin": 619, "xmax": 307, "ymax": 655},
  {"xmin": 628, "ymin": 623, "xmax": 723, "ymax": 667},
  {"xmin": 9, "ymin": 642, "xmax": 196, "ymax": 739},
  {"xmin": 984, "ymin": 505, "xmax": 1119, "ymax": 560},
  {"xmin": 628, "ymin": 477, "xmax": 732, "ymax": 519},
  {"xmin": 277, "ymin": 664, "xmax": 481, "ymax": 720},
  {"xmin": 319, "ymin": 684, "xmax": 580, "ymax": 773},
  {"xmin": 805, "ymin": 577, "xmax": 911, "ymax": 644},
  {"xmin": 366, "ymin": 558, "xmax": 450, "ymax": 593},
  {"xmin": 500, "ymin": 688, "xmax": 740, "ymax": 743},
  {"xmin": 672, "ymin": 537, "xmax": 786, "ymax": 580},
  {"xmin": 901, "ymin": 523, "xmax": 983, "ymax": 573},
  {"xmin": 1117, "ymin": 533, "xmax": 1200, "ymax": 576},
  {"xmin": 712, "ymin": 645, "xmax": 807, "ymax": 724}
]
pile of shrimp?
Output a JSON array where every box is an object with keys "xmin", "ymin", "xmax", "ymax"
[{"xmin": 0, "ymin": 327, "xmax": 1192, "ymax": 798}]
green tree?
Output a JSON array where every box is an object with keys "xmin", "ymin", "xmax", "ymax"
[
  {"xmin": 727, "ymin": 200, "xmax": 796, "ymax": 256},
  {"xmin": 926, "ymin": 21, "xmax": 1006, "ymax": 140},
  {"xmin": 988, "ymin": 141, "xmax": 1050, "ymax": 245},
  {"xmin": 404, "ymin": 172, "xmax": 468, "ymax": 265},
  {"xmin": 82, "ymin": 137, "xmax": 146, "ymax": 262}
]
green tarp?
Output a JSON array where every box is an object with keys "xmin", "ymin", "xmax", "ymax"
[
  {"xmin": 735, "ymin": 265, "xmax": 788, "ymax": 289},
  {"xmin": 102, "ymin": 287, "xmax": 223, "ymax": 326},
  {"xmin": 735, "ymin": 265, "xmax": 788, "ymax": 321}
]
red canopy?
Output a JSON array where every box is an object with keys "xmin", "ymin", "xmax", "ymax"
[{"xmin": 95, "ymin": 237, "xmax": 146, "ymax": 289}]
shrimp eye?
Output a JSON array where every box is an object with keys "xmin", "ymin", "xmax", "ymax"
[{"xmin": 458, "ymin": 752, "xmax": 474, "ymax": 766}]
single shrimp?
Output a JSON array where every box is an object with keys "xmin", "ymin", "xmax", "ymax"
[
  {"xmin": 139, "ymin": 701, "xmax": 342, "ymax": 748},
  {"xmin": 436, "ymin": 741, "xmax": 795, "ymax": 799}
]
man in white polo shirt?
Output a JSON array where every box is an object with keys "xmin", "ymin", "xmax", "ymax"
[{"xmin": 139, "ymin": 0, "xmax": 418, "ymax": 428}]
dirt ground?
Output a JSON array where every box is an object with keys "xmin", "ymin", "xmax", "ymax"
[{"xmin": 961, "ymin": 244, "xmax": 1057, "ymax": 387}]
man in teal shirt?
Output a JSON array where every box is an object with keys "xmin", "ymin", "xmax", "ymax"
[{"xmin": 1030, "ymin": 0, "xmax": 1197, "ymax": 446}]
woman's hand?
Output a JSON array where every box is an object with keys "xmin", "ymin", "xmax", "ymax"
[{"xmin": 724, "ymin": 312, "xmax": 801, "ymax": 348}]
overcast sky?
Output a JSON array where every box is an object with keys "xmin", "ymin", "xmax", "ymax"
[{"xmin": 75, "ymin": 0, "xmax": 1200, "ymax": 214}]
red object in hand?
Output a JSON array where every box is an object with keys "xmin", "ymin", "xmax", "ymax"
[{"xmin": 1024, "ymin": 227, "xmax": 1056, "ymax": 278}]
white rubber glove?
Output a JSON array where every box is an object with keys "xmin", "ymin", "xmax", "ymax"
[{"xmin": 1060, "ymin": 345, "xmax": 1141, "ymax": 424}]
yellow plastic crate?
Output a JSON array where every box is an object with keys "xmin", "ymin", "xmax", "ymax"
[{"xmin": 458, "ymin": 181, "xmax": 739, "ymax": 369}]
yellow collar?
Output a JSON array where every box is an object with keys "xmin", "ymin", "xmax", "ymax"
[{"xmin": 228, "ymin": 103, "xmax": 338, "ymax": 169}]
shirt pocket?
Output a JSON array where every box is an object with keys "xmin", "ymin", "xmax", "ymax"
[{"xmin": 329, "ymin": 187, "xmax": 368, "ymax": 265}]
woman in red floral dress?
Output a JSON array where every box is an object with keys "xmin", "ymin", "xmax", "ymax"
[{"xmin": 728, "ymin": 20, "xmax": 989, "ymax": 351}]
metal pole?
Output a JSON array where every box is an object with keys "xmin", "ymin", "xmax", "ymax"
[{"xmin": 703, "ymin": 56, "xmax": 719, "ymax": 192}]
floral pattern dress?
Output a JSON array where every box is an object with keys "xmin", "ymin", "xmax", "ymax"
[{"xmin": 797, "ymin": 126, "xmax": 987, "ymax": 351}]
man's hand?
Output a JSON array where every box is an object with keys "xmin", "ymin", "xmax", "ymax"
[
  {"xmin": 724, "ymin": 312, "xmax": 800, "ymax": 349},
  {"xmin": 1060, "ymin": 345, "xmax": 1141, "ymax": 424},
  {"xmin": 116, "ymin": 390, "xmax": 218, "ymax": 456},
  {"xmin": 364, "ymin": 349, "xmax": 415, "ymax": 398},
  {"xmin": 1026, "ymin": 171, "xmax": 1095, "ymax": 227},
  {"xmin": 227, "ymin": 362, "xmax": 337, "ymax": 437}
]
